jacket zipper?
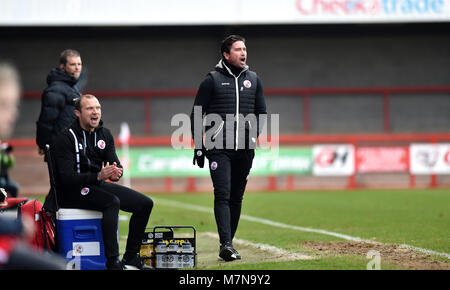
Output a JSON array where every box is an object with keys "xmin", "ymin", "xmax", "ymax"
[
  {"xmin": 82, "ymin": 131, "xmax": 91, "ymax": 168},
  {"xmin": 222, "ymin": 60, "xmax": 246, "ymax": 150},
  {"xmin": 234, "ymin": 76, "xmax": 240, "ymax": 150}
]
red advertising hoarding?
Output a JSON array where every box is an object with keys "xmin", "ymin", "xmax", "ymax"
[{"xmin": 356, "ymin": 146, "xmax": 409, "ymax": 173}]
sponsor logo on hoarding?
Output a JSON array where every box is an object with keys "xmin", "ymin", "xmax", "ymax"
[
  {"xmin": 410, "ymin": 143, "xmax": 450, "ymax": 174},
  {"xmin": 313, "ymin": 145, "xmax": 355, "ymax": 176},
  {"xmin": 296, "ymin": 0, "xmax": 445, "ymax": 15},
  {"xmin": 315, "ymin": 147, "xmax": 349, "ymax": 167},
  {"xmin": 356, "ymin": 146, "xmax": 409, "ymax": 173},
  {"xmin": 415, "ymin": 148, "xmax": 439, "ymax": 167},
  {"xmin": 296, "ymin": 0, "xmax": 380, "ymax": 15},
  {"xmin": 118, "ymin": 147, "xmax": 312, "ymax": 178}
]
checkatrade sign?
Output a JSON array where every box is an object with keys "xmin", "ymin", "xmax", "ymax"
[
  {"xmin": 1, "ymin": 0, "xmax": 449, "ymax": 25},
  {"xmin": 295, "ymin": 0, "xmax": 448, "ymax": 22}
]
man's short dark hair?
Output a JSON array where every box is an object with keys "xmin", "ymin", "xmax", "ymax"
[
  {"xmin": 220, "ymin": 35, "xmax": 246, "ymax": 56},
  {"xmin": 59, "ymin": 49, "xmax": 81, "ymax": 65},
  {"xmin": 74, "ymin": 94, "xmax": 95, "ymax": 112}
]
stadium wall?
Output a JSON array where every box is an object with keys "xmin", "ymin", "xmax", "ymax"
[{"xmin": 1, "ymin": 24, "xmax": 450, "ymax": 138}]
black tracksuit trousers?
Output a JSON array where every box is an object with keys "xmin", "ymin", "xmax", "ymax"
[
  {"xmin": 59, "ymin": 182, "xmax": 153, "ymax": 259},
  {"xmin": 206, "ymin": 149, "xmax": 254, "ymax": 246}
]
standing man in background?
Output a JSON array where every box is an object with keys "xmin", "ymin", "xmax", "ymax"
[
  {"xmin": 36, "ymin": 49, "xmax": 85, "ymax": 213},
  {"xmin": 190, "ymin": 35, "xmax": 267, "ymax": 262}
]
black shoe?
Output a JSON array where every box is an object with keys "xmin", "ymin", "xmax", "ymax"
[
  {"xmin": 231, "ymin": 247, "xmax": 242, "ymax": 260},
  {"xmin": 106, "ymin": 257, "xmax": 125, "ymax": 270},
  {"xmin": 218, "ymin": 245, "xmax": 238, "ymax": 262},
  {"xmin": 122, "ymin": 253, "xmax": 144, "ymax": 270}
]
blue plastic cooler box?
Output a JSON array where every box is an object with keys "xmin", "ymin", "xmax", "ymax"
[{"xmin": 56, "ymin": 208, "xmax": 106, "ymax": 270}]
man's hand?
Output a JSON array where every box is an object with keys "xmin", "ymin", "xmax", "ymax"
[
  {"xmin": 193, "ymin": 148, "xmax": 205, "ymax": 168},
  {"xmin": 38, "ymin": 147, "xmax": 45, "ymax": 156},
  {"xmin": 98, "ymin": 162, "xmax": 122, "ymax": 182},
  {"xmin": 109, "ymin": 162, "xmax": 123, "ymax": 182},
  {"xmin": 97, "ymin": 162, "xmax": 115, "ymax": 181}
]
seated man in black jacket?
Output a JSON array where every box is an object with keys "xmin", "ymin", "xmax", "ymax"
[{"xmin": 52, "ymin": 94, "xmax": 154, "ymax": 270}]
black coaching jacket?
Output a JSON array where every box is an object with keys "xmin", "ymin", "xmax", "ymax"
[
  {"xmin": 190, "ymin": 59, "xmax": 267, "ymax": 150},
  {"xmin": 52, "ymin": 118, "xmax": 122, "ymax": 200}
]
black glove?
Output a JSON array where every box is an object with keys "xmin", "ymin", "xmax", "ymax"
[{"xmin": 193, "ymin": 148, "xmax": 205, "ymax": 168}]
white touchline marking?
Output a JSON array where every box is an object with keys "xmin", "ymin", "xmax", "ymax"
[
  {"xmin": 153, "ymin": 198, "xmax": 450, "ymax": 260},
  {"xmin": 202, "ymin": 232, "xmax": 313, "ymax": 260}
]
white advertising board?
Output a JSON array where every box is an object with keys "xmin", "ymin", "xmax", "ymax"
[
  {"xmin": 0, "ymin": 0, "xmax": 449, "ymax": 26},
  {"xmin": 410, "ymin": 143, "xmax": 450, "ymax": 174},
  {"xmin": 313, "ymin": 144, "xmax": 355, "ymax": 176}
]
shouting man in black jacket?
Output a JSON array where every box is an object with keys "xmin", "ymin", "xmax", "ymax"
[
  {"xmin": 52, "ymin": 94, "xmax": 154, "ymax": 270},
  {"xmin": 190, "ymin": 35, "xmax": 267, "ymax": 262}
]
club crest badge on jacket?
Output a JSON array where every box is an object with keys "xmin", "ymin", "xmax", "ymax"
[{"xmin": 97, "ymin": 140, "xmax": 106, "ymax": 149}]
